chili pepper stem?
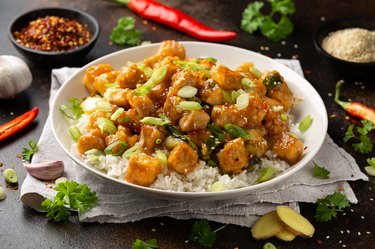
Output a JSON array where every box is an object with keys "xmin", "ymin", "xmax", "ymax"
[
  {"xmin": 112, "ymin": 0, "xmax": 129, "ymax": 7},
  {"xmin": 334, "ymin": 80, "xmax": 350, "ymax": 110}
]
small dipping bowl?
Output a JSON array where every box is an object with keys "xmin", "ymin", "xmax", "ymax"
[
  {"xmin": 8, "ymin": 7, "xmax": 100, "ymax": 66},
  {"xmin": 313, "ymin": 17, "xmax": 375, "ymax": 73}
]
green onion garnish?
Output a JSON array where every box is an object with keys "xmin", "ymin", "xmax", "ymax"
[
  {"xmin": 68, "ymin": 126, "xmax": 82, "ymax": 141},
  {"xmin": 241, "ymin": 78, "xmax": 254, "ymax": 88},
  {"xmin": 97, "ymin": 117, "xmax": 117, "ymax": 134},
  {"xmin": 156, "ymin": 151, "xmax": 167, "ymax": 165},
  {"xmin": 250, "ymin": 67, "xmax": 263, "ymax": 78},
  {"xmin": 110, "ymin": 108, "xmax": 125, "ymax": 121},
  {"xmin": 280, "ymin": 113, "xmax": 288, "ymax": 121},
  {"xmin": 207, "ymin": 124, "xmax": 225, "ymax": 142},
  {"xmin": 298, "ymin": 115, "xmax": 313, "ymax": 133},
  {"xmin": 176, "ymin": 101, "xmax": 203, "ymax": 111},
  {"xmin": 60, "ymin": 98, "xmax": 83, "ymax": 120},
  {"xmin": 224, "ymin": 123, "xmax": 250, "ymax": 139},
  {"xmin": 140, "ymin": 116, "xmax": 171, "ymax": 126},
  {"xmin": 257, "ymin": 167, "xmax": 274, "ymax": 182},
  {"xmin": 122, "ymin": 144, "xmax": 142, "ymax": 159},
  {"xmin": 236, "ymin": 93, "xmax": 249, "ymax": 110},
  {"xmin": 104, "ymin": 141, "xmax": 128, "ymax": 156},
  {"xmin": 177, "ymin": 86, "xmax": 198, "ymax": 98},
  {"xmin": 133, "ymin": 66, "xmax": 167, "ymax": 96}
]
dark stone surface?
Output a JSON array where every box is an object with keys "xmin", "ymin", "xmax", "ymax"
[{"xmin": 0, "ymin": 0, "xmax": 374, "ymax": 248}]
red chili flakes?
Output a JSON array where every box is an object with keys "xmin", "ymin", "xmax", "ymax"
[{"xmin": 14, "ymin": 16, "xmax": 91, "ymax": 52}]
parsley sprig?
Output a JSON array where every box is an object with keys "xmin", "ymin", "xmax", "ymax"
[
  {"xmin": 344, "ymin": 120, "xmax": 374, "ymax": 154},
  {"xmin": 22, "ymin": 139, "xmax": 39, "ymax": 163},
  {"xmin": 312, "ymin": 161, "xmax": 330, "ymax": 179},
  {"xmin": 41, "ymin": 180, "xmax": 97, "ymax": 222},
  {"xmin": 110, "ymin": 16, "xmax": 141, "ymax": 46},
  {"xmin": 189, "ymin": 220, "xmax": 225, "ymax": 248},
  {"xmin": 241, "ymin": 0, "xmax": 296, "ymax": 42},
  {"xmin": 315, "ymin": 192, "xmax": 350, "ymax": 222},
  {"xmin": 132, "ymin": 239, "xmax": 158, "ymax": 249}
]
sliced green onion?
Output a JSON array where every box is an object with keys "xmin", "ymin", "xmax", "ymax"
[
  {"xmin": 68, "ymin": 126, "xmax": 82, "ymax": 141},
  {"xmin": 222, "ymin": 90, "xmax": 233, "ymax": 103},
  {"xmin": 105, "ymin": 83, "xmax": 120, "ymax": 88},
  {"xmin": 60, "ymin": 98, "xmax": 83, "ymax": 120},
  {"xmin": 207, "ymin": 123, "xmax": 225, "ymax": 142},
  {"xmin": 211, "ymin": 181, "xmax": 225, "ymax": 192},
  {"xmin": 84, "ymin": 149, "xmax": 104, "ymax": 156},
  {"xmin": 257, "ymin": 167, "xmax": 274, "ymax": 182},
  {"xmin": 177, "ymin": 86, "xmax": 198, "ymax": 98},
  {"xmin": 86, "ymin": 154, "xmax": 100, "ymax": 167},
  {"xmin": 137, "ymin": 62, "xmax": 153, "ymax": 78},
  {"xmin": 204, "ymin": 57, "xmax": 217, "ymax": 63},
  {"xmin": 97, "ymin": 117, "xmax": 117, "ymax": 134},
  {"xmin": 104, "ymin": 141, "xmax": 128, "ymax": 156},
  {"xmin": 122, "ymin": 144, "xmax": 141, "ymax": 159},
  {"xmin": 140, "ymin": 116, "xmax": 170, "ymax": 126},
  {"xmin": 110, "ymin": 108, "xmax": 125, "ymax": 121},
  {"xmin": 156, "ymin": 151, "xmax": 167, "ymax": 165},
  {"xmin": 118, "ymin": 115, "xmax": 131, "ymax": 123},
  {"xmin": 280, "ymin": 113, "xmax": 288, "ymax": 121},
  {"xmin": 165, "ymin": 136, "xmax": 181, "ymax": 149},
  {"xmin": 298, "ymin": 115, "xmax": 313, "ymax": 133},
  {"xmin": 272, "ymin": 105, "xmax": 284, "ymax": 112},
  {"xmin": 203, "ymin": 70, "xmax": 211, "ymax": 78},
  {"xmin": 231, "ymin": 89, "xmax": 245, "ymax": 102},
  {"xmin": 250, "ymin": 67, "xmax": 263, "ymax": 78},
  {"xmin": 140, "ymin": 41, "xmax": 152, "ymax": 46},
  {"xmin": 177, "ymin": 101, "xmax": 203, "ymax": 111},
  {"xmin": 207, "ymin": 160, "xmax": 219, "ymax": 168},
  {"xmin": 96, "ymin": 100, "xmax": 112, "ymax": 111},
  {"xmin": 224, "ymin": 123, "xmax": 250, "ymax": 139},
  {"xmin": 126, "ymin": 61, "xmax": 135, "ymax": 66},
  {"xmin": 3, "ymin": 168, "xmax": 18, "ymax": 184},
  {"xmin": 236, "ymin": 93, "xmax": 250, "ymax": 110},
  {"xmin": 155, "ymin": 138, "xmax": 162, "ymax": 145},
  {"xmin": 241, "ymin": 78, "xmax": 255, "ymax": 88},
  {"xmin": 132, "ymin": 66, "xmax": 167, "ymax": 96},
  {"xmin": 175, "ymin": 61, "xmax": 205, "ymax": 71}
]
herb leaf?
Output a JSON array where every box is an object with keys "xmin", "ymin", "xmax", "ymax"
[
  {"xmin": 110, "ymin": 16, "xmax": 141, "ymax": 46},
  {"xmin": 132, "ymin": 239, "xmax": 158, "ymax": 249},
  {"xmin": 241, "ymin": 0, "xmax": 296, "ymax": 42},
  {"xmin": 22, "ymin": 139, "xmax": 39, "ymax": 163},
  {"xmin": 315, "ymin": 192, "xmax": 350, "ymax": 222},
  {"xmin": 190, "ymin": 220, "xmax": 217, "ymax": 247},
  {"xmin": 312, "ymin": 161, "xmax": 330, "ymax": 179},
  {"xmin": 241, "ymin": 1, "xmax": 265, "ymax": 33},
  {"xmin": 41, "ymin": 180, "xmax": 97, "ymax": 222},
  {"xmin": 344, "ymin": 120, "xmax": 374, "ymax": 154}
]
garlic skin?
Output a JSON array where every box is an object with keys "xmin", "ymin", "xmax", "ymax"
[
  {"xmin": 25, "ymin": 160, "xmax": 64, "ymax": 181},
  {"xmin": 0, "ymin": 55, "xmax": 32, "ymax": 99}
]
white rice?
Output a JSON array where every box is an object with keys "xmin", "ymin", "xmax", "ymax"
[{"xmin": 72, "ymin": 113, "xmax": 292, "ymax": 193}]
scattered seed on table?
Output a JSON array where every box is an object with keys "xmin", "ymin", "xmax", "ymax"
[
  {"xmin": 361, "ymin": 216, "xmax": 365, "ymax": 219},
  {"xmin": 358, "ymin": 232, "xmax": 361, "ymax": 236},
  {"xmin": 328, "ymin": 93, "xmax": 332, "ymax": 97},
  {"xmin": 321, "ymin": 16, "xmax": 326, "ymax": 21},
  {"xmin": 326, "ymin": 235, "xmax": 330, "ymax": 239},
  {"xmin": 370, "ymin": 198, "xmax": 374, "ymax": 201},
  {"xmin": 343, "ymin": 212, "xmax": 346, "ymax": 215},
  {"xmin": 294, "ymin": 44, "xmax": 298, "ymax": 48},
  {"xmin": 342, "ymin": 245, "xmax": 347, "ymax": 248},
  {"xmin": 347, "ymin": 230, "xmax": 350, "ymax": 234},
  {"xmin": 360, "ymin": 86, "xmax": 365, "ymax": 89},
  {"xmin": 340, "ymin": 230, "xmax": 344, "ymax": 234},
  {"xmin": 184, "ymin": 240, "xmax": 189, "ymax": 243},
  {"xmin": 281, "ymin": 41, "xmax": 286, "ymax": 45},
  {"xmin": 339, "ymin": 240, "xmax": 342, "ymax": 244},
  {"xmin": 366, "ymin": 231, "xmax": 371, "ymax": 234},
  {"xmin": 277, "ymin": 53, "xmax": 281, "ymax": 57},
  {"xmin": 160, "ymin": 222, "xmax": 164, "ymax": 225},
  {"xmin": 151, "ymin": 228, "xmax": 156, "ymax": 232},
  {"xmin": 10, "ymin": 112, "xmax": 14, "ymax": 116}
]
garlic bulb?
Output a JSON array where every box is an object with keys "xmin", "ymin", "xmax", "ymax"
[{"xmin": 0, "ymin": 55, "xmax": 32, "ymax": 99}]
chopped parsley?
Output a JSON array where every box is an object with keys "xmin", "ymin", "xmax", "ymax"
[
  {"xmin": 132, "ymin": 239, "xmax": 158, "ymax": 249},
  {"xmin": 189, "ymin": 220, "xmax": 225, "ymax": 247},
  {"xmin": 110, "ymin": 16, "xmax": 141, "ymax": 46},
  {"xmin": 22, "ymin": 139, "xmax": 39, "ymax": 163}
]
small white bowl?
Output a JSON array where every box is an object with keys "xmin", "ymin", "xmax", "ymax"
[{"xmin": 51, "ymin": 42, "xmax": 328, "ymax": 201}]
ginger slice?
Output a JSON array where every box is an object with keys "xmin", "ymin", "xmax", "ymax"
[
  {"xmin": 276, "ymin": 205, "xmax": 315, "ymax": 238},
  {"xmin": 275, "ymin": 226, "xmax": 297, "ymax": 241},
  {"xmin": 251, "ymin": 211, "xmax": 283, "ymax": 240}
]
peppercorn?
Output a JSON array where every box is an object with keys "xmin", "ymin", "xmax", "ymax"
[{"xmin": 14, "ymin": 16, "xmax": 91, "ymax": 52}]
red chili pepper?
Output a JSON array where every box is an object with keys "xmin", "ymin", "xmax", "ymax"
[
  {"xmin": 335, "ymin": 80, "xmax": 375, "ymax": 125},
  {"xmin": 113, "ymin": 0, "xmax": 237, "ymax": 42},
  {"xmin": 0, "ymin": 107, "xmax": 39, "ymax": 141}
]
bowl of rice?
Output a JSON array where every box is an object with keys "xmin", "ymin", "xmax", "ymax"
[
  {"xmin": 313, "ymin": 17, "xmax": 375, "ymax": 72},
  {"xmin": 51, "ymin": 41, "xmax": 328, "ymax": 201}
]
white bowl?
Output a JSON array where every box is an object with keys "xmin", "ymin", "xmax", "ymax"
[{"xmin": 51, "ymin": 42, "xmax": 328, "ymax": 201}]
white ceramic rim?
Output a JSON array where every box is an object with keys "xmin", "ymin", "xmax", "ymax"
[{"xmin": 51, "ymin": 41, "xmax": 328, "ymax": 201}]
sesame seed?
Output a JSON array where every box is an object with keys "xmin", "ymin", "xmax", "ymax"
[
  {"xmin": 339, "ymin": 240, "xmax": 342, "ymax": 243},
  {"xmin": 328, "ymin": 93, "xmax": 332, "ymax": 96},
  {"xmin": 326, "ymin": 235, "xmax": 330, "ymax": 239},
  {"xmin": 340, "ymin": 230, "xmax": 344, "ymax": 234},
  {"xmin": 151, "ymin": 228, "xmax": 156, "ymax": 232},
  {"xmin": 321, "ymin": 16, "xmax": 326, "ymax": 21},
  {"xmin": 358, "ymin": 232, "xmax": 361, "ymax": 236},
  {"xmin": 370, "ymin": 198, "xmax": 374, "ymax": 201},
  {"xmin": 260, "ymin": 46, "xmax": 264, "ymax": 50},
  {"xmin": 10, "ymin": 112, "xmax": 14, "ymax": 115},
  {"xmin": 354, "ymin": 81, "xmax": 359, "ymax": 85},
  {"xmin": 361, "ymin": 216, "xmax": 365, "ymax": 219},
  {"xmin": 184, "ymin": 240, "xmax": 189, "ymax": 243},
  {"xmin": 281, "ymin": 41, "xmax": 286, "ymax": 45},
  {"xmin": 277, "ymin": 53, "xmax": 281, "ymax": 57},
  {"xmin": 350, "ymin": 209, "xmax": 354, "ymax": 212},
  {"xmin": 366, "ymin": 231, "xmax": 371, "ymax": 234},
  {"xmin": 343, "ymin": 212, "xmax": 346, "ymax": 215},
  {"xmin": 160, "ymin": 222, "xmax": 164, "ymax": 225},
  {"xmin": 294, "ymin": 44, "xmax": 298, "ymax": 48},
  {"xmin": 347, "ymin": 230, "xmax": 350, "ymax": 234},
  {"xmin": 343, "ymin": 245, "xmax": 347, "ymax": 248},
  {"xmin": 361, "ymin": 86, "xmax": 365, "ymax": 89},
  {"xmin": 265, "ymin": 46, "xmax": 270, "ymax": 51}
]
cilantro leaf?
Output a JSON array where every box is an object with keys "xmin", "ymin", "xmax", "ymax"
[
  {"xmin": 260, "ymin": 15, "xmax": 294, "ymax": 42},
  {"xmin": 312, "ymin": 161, "xmax": 330, "ymax": 179},
  {"xmin": 110, "ymin": 16, "xmax": 141, "ymax": 46},
  {"xmin": 241, "ymin": 2, "xmax": 265, "ymax": 33},
  {"xmin": 132, "ymin": 239, "xmax": 158, "ymax": 249},
  {"xmin": 241, "ymin": 0, "xmax": 296, "ymax": 42},
  {"xmin": 269, "ymin": 0, "xmax": 296, "ymax": 15},
  {"xmin": 21, "ymin": 139, "xmax": 39, "ymax": 163},
  {"xmin": 344, "ymin": 121, "xmax": 374, "ymax": 154},
  {"xmin": 190, "ymin": 220, "xmax": 225, "ymax": 248},
  {"xmin": 314, "ymin": 192, "xmax": 350, "ymax": 222},
  {"xmin": 41, "ymin": 180, "xmax": 97, "ymax": 222}
]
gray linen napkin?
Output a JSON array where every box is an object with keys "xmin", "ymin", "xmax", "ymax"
[{"xmin": 20, "ymin": 60, "xmax": 368, "ymax": 227}]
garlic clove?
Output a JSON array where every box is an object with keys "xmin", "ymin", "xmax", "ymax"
[
  {"xmin": 0, "ymin": 55, "xmax": 32, "ymax": 99},
  {"xmin": 25, "ymin": 160, "xmax": 64, "ymax": 181}
]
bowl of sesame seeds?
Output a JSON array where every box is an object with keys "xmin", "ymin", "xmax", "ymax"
[
  {"xmin": 8, "ymin": 7, "xmax": 99, "ymax": 66},
  {"xmin": 313, "ymin": 17, "xmax": 375, "ymax": 73}
]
